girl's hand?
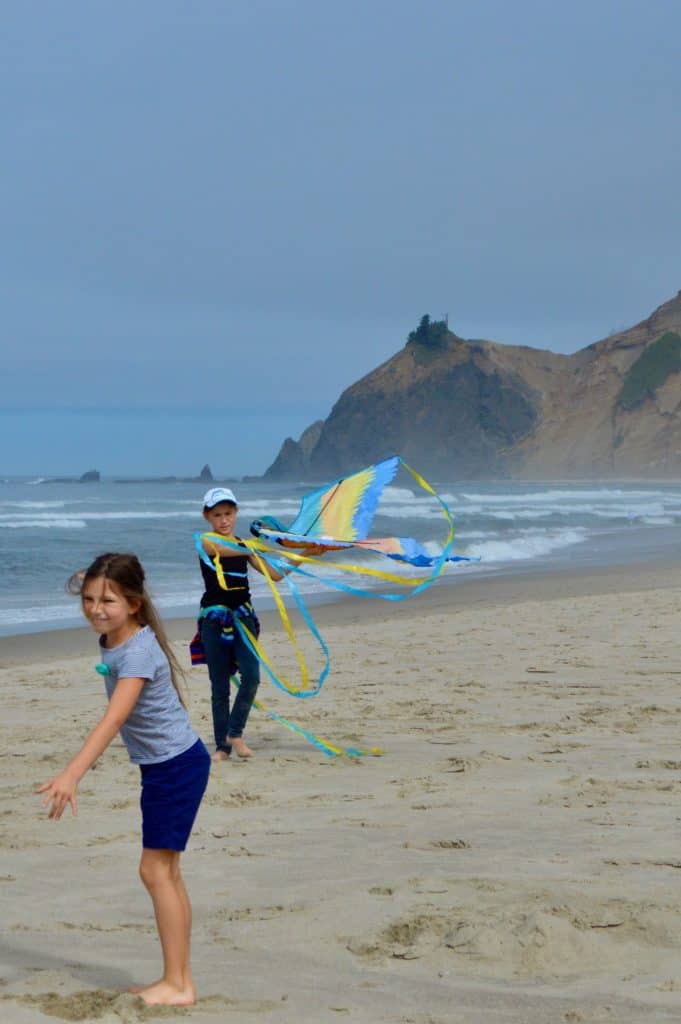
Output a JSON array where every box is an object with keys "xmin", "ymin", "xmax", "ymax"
[
  {"xmin": 301, "ymin": 543, "xmax": 327, "ymax": 557},
  {"xmin": 35, "ymin": 771, "xmax": 79, "ymax": 820}
]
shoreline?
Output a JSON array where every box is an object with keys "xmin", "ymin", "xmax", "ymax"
[{"xmin": 1, "ymin": 556, "xmax": 679, "ymax": 667}]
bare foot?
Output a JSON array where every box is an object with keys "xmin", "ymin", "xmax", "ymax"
[
  {"xmin": 212, "ymin": 749, "xmax": 230, "ymax": 762},
  {"xmin": 137, "ymin": 980, "xmax": 196, "ymax": 1006},
  {"xmin": 129, "ymin": 976, "xmax": 168, "ymax": 994},
  {"xmin": 229, "ymin": 737, "xmax": 253, "ymax": 758}
]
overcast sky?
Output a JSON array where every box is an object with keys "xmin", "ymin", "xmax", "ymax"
[{"xmin": 2, "ymin": 0, "xmax": 681, "ymax": 476}]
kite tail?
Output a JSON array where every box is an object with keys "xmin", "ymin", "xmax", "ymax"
[{"xmin": 231, "ymin": 676, "xmax": 382, "ymax": 758}]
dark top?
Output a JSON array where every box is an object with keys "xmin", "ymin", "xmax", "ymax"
[{"xmin": 199, "ymin": 546, "xmax": 252, "ymax": 610}]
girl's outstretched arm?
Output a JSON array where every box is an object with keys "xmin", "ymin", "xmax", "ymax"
[
  {"xmin": 203, "ymin": 535, "xmax": 326, "ymax": 582},
  {"xmin": 248, "ymin": 544, "xmax": 328, "ymax": 582},
  {"xmin": 201, "ymin": 536, "xmax": 248, "ymax": 559},
  {"xmin": 35, "ymin": 676, "xmax": 145, "ymax": 820}
]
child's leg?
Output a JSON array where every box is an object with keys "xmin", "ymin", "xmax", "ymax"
[
  {"xmin": 200, "ymin": 618, "xmax": 233, "ymax": 756},
  {"xmin": 173, "ymin": 861, "xmax": 193, "ymax": 978},
  {"xmin": 227, "ymin": 625, "xmax": 260, "ymax": 755},
  {"xmin": 137, "ymin": 848, "xmax": 195, "ymax": 1006}
]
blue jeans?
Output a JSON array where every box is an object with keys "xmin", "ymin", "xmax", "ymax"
[{"xmin": 200, "ymin": 613, "xmax": 261, "ymax": 752}]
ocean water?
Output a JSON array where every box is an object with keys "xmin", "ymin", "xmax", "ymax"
[{"xmin": 1, "ymin": 474, "xmax": 680, "ymax": 636}]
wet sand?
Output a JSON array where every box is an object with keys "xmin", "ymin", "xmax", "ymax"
[{"xmin": 2, "ymin": 561, "xmax": 681, "ymax": 1023}]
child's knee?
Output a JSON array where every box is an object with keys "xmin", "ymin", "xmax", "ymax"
[
  {"xmin": 139, "ymin": 857, "xmax": 158, "ymax": 890},
  {"xmin": 239, "ymin": 670, "xmax": 260, "ymax": 698},
  {"xmin": 139, "ymin": 850, "xmax": 175, "ymax": 890}
]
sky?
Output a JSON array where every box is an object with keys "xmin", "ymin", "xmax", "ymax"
[{"xmin": 2, "ymin": 0, "xmax": 681, "ymax": 477}]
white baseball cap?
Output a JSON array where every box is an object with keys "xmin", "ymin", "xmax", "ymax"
[{"xmin": 203, "ymin": 487, "xmax": 238, "ymax": 509}]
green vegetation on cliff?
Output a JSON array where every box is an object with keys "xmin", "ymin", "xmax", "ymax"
[
  {"xmin": 407, "ymin": 315, "xmax": 448, "ymax": 347},
  {"xmin": 406, "ymin": 315, "xmax": 450, "ymax": 366},
  {"xmin": 617, "ymin": 331, "xmax": 681, "ymax": 411}
]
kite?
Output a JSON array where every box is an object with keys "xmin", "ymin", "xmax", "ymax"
[
  {"xmin": 194, "ymin": 455, "xmax": 476, "ymax": 757},
  {"xmin": 250, "ymin": 455, "xmax": 472, "ymax": 571}
]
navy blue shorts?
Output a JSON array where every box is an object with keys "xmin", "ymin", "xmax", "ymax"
[{"xmin": 139, "ymin": 739, "xmax": 210, "ymax": 851}]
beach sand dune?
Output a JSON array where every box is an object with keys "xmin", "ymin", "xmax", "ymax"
[{"xmin": 2, "ymin": 564, "xmax": 681, "ymax": 1022}]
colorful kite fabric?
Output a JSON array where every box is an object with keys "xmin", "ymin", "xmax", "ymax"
[
  {"xmin": 194, "ymin": 455, "xmax": 476, "ymax": 757},
  {"xmin": 249, "ymin": 455, "xmax": 471, "ymax": 568}
]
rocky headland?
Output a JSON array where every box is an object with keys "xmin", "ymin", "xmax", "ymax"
[{"xmin": 265, "ymin": 292, "xmax": 681, "ymax": 480}]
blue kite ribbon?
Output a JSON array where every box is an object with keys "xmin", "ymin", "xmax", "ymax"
[
  {"xmin": 233, "ymin": 570, "xmax": 331, "ymax": 699},
  {"xmin": 229, "ymin": 674, "xmax": 381, "ymax": 758}
]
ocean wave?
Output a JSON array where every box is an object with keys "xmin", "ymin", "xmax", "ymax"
[
  {"xmin": 0, "ymin": 510, "xmax": 198, "ymax": 526},
  {"xmin": 384, "ymin": 485, "xmax": 417, "ymax": 501},
  {"xmin": 0, "ymin": 500, "xmax": 67, "ymax": 509},
  {"xmin": 460, "ymin": 488, "xmax": 675, "ymax": 504},
  {"xmin": 0, "ymin": 519, "xmax": 87, "ymax": 529},
  {"xmin": 457, "ymin": 502, "xmax": 681, "ymax": 523},
  {"xmin": 485, "ymin": 509, "xmax": 555, "ymax": 521},
  {"xmin": 239, "ymin": 500, "xmax": 311, "ymax": 516},
  {"xmin": 375, "ymin": 503, "xmax": 448, "ymax": 520},
  {"xmin": 0, "ymin": 604, "xmax": 83, "ymax": 627},
  {"xmin": 465, "ymin": 528, "xmax": 587, "ymax": 563}
]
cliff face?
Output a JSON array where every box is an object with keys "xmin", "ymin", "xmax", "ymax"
[
  {"xmin": 513, "ymin": 291, "xmax": 681, "ymax": 478},
  {"xmin": 264, "ymin": 420, "xmax": 324, "ymax": 481},
  {"xmin": 265, "ymin": 293, "xmax": 681, "ymax": 480},
  {"xmin": 307, "ymin": 333, "xmax": 549, "ymax": 479}
]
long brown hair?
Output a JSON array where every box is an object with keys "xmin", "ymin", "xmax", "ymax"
[{"xmin": 68, "ymin": 553, "xmax": 187, "ymax": 707}]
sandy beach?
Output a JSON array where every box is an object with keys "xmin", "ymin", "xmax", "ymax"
[{"xmin": 2, "ymin": 561, "xmax": 681, "ymax": 1023}]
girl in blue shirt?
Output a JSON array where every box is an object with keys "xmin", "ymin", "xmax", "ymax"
[{"xmin": 36, "ymin": 552, "xmax": 210, "ymax": 1007}]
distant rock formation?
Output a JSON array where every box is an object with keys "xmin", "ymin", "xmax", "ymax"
[
  {"xmin": 41, "ymin": 469, "xmax": 102, "ymax": 484},
  {"xmin": 264, "ymin": 294, "xmax": 681, "ymax": 480},
  {"xmin": 265, "ymin": 421, "xmax": 324, "ymax": 480},
  {"xmin": 114, "ymin": 466, "xmax": 228, "ymax": 484},
  {"xmin": 40, "ymin": 465, "xmax": 232, "ymax": 486}
]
